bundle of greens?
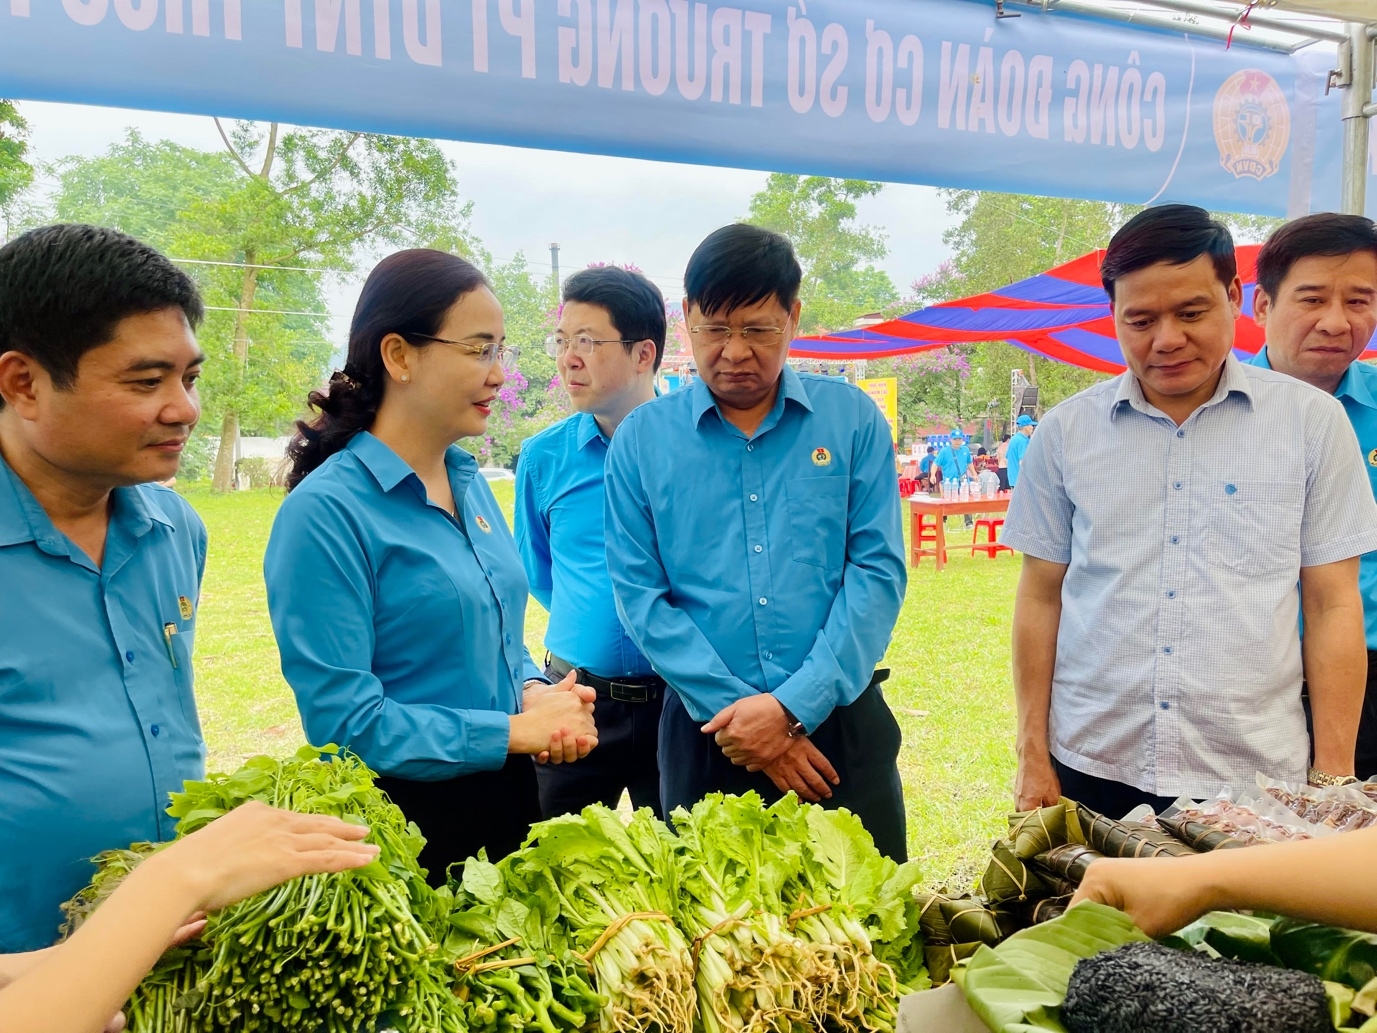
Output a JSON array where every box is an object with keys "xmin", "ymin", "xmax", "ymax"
[
  {"xmin": 445, "ymin": 806, "xmax": 695, "ymax": 1033},
  {"xmin": 62, "ymin": 745, "xmax": 461, "ymax": 1033},
  {"xmin": 669, "ymin": 793, "xmax": 926, "ymax": 1033}
]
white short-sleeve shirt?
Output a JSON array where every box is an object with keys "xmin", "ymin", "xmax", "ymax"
[{"xmin": 1002, "ymin": 356, "xmax": 1377, "ymax": 798}]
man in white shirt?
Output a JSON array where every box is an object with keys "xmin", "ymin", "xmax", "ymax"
[{"xmin": 1003, "ymin": 205, "xmax": 1377, "ymax": 818}]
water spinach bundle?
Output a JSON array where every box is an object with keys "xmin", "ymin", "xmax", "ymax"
[{"xmin": 62, "ymin": 745, "xmax": 461, "ymax": 1033}]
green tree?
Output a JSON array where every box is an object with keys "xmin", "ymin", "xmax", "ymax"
[
  {"xmin": 58, "ymin": 122, "xmax": 474, "ymax": 490},
  {"xmin": 0, "ymin": 100, "xmax": 34, "ymax": 234},
  {"xmin": 745, "ymin": 174, "xmax": 899, "ymax": 333}
]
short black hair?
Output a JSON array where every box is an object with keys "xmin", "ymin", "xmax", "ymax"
[
  {"xmin": 926, "ymin": 445, "xmax": 935, "ymax": 454},
  {"xmin": 1101, "ymin": 204, "xmax": 1237, "ymax": 302},
  {"xmin": 1256, "ymin": 213, "xmax": 1377, "ymax": 299},
  {"xmin": 0, "ymin": 224, "xmax": 203, "ymax": 409},
  {"xmin": 561, "ymin": 266, "xmax": 668, "ymax": 371},
  {"xmin": 684, "ymin": 223, "xmax": 803, "ymax": 317}
]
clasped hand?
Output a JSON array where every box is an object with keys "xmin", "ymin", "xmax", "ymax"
[
  {"xmin": 701, "ymin": 694, "xmax": 839, "ymax": 803},
  {"xmin": 518, "ymin": 671, "xmax": 598, "ymax": 764}
]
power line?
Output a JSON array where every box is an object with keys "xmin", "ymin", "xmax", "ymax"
[
  {"xmin": 203, "ymin": 305, "xmax": 333, "ymax": 318},
  {"xmin": 173, "ymin": 257, "xmax": 336, "ymax": 274}
]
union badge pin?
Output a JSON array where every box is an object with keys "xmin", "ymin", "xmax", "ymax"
[
  {"xmin": 178, "ymin": 596, "xmax": 194, "ymax": 621},
  {"xmin": 475, "ymin": 514, "xmax": 493, "ymax": 534},
  {"xmin": 812, "ymin": 447, "xmax": 832, "ymax": 467},
  {"xmin": 1369, "ymin": 448, "xmax": 1377, "ymax": 468}
]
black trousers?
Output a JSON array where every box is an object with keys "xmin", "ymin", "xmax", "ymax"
[
  {"xmin": 535, "ymin": 662, "xmax": 664, "ymax": 820},
  {"xmin": 1051, "ymin": 757, "xmax": 1180, "ymax": 820},
  {"xmin": 1302, "ymin": 649, "xmax": 1377, "ymax": 782},
  {"xmin": 659, "ymin": 678, "xmax": 908, "ymax": 861},
  {"xmin": 1359, "ymin": 650, "xmax": 1377, "ymax": 781},
  {"xmin": 375, "ymin": 753, "xmax": 541, "ymax": 887}
]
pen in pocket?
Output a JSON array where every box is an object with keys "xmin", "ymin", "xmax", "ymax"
[{"xmin": 163, "ymin": 623, "xmax": 178, "ymax": 669}]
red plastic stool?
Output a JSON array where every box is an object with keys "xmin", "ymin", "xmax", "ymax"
[
  {"xmin": 913, "ymin": 513, "xmax": 940, "ymax": 563},
  {"xmin": 971, "ymin": 518, "xmax": 1013, "ymax": 559}
]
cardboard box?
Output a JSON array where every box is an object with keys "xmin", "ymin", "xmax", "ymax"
[{"xmin": 897, "ymin": 983, "xmax": 990, "ymax": 1032}]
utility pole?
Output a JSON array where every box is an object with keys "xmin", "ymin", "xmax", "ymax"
[
  {"xmin": 550, "ymin": 242, "xmax": 561, "ymax": 290},
  {"xmin": 1338, "ymin": 21, "xmax": 1375, "ymax": 216}
]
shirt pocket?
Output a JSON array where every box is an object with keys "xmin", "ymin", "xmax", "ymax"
[
  {"xmin": 1204, "ymin": 479, "xmax": 1303, "ymax": 578},
  {"xmin": 786, "ymin": 476, "xmax": 849, "ymax": 571}
]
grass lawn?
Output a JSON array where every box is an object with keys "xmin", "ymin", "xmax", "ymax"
[{"xmin": 183, "ymin": 485, "xmax": 1018, "ymax": 888}]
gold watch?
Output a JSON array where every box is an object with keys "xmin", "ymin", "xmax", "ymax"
[{"xmin": 1308, "ymin": 767, "xmax": 1359, "ymax": 788}]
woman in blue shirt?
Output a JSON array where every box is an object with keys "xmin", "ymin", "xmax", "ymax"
[{"xmin": 265, "ymin": 250, "xmax": 597, "ymax": 882}]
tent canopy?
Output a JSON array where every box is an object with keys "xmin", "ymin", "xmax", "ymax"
[{"xmin": 790, "ymin": 244, "xmax": 1374, "ymax": 373}]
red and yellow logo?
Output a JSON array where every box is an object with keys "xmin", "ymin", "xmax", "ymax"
[
  {"xmin": 475, "ymin": 515, "xmax": 492, "ymax": 534},
  {"xmin": 812, "ymin": 447, "xmax": 832, "ymax": 467}
]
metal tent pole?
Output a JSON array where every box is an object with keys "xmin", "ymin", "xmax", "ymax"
[{"xmin": 1340, "ymin": 21, "xmax": 1375, "ymax": 215}]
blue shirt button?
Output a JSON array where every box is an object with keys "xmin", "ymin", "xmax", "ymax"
[
  {"xmin": 749, "ymin": 494, "xmax": 758, "ymax": 502},
  {"xmin": 1225, "ymin": 484, "xmax": 1237, "ymax": 495},
  {"xmin": 1160, "ymin": 701, "xmax": 1170, "ymax": 710},
  {"xmin": 1163, "ymin": 646, "xmax": 1173, "ymax": 654},
  {"xmin": 125, "ymin": 651, "xmax": 135, "ymax": 663},
  {"xmin": 1167, "ymin": 590, "xmax": 1177, "ymax": 599},
  {"xmin": 505, "ymin": 634, "xmax": 512, "ymax": 645},
  {"xmin": 747, "ymin": 444, "xmax": 754, "ymax": 452},
  {"xmin": 758, "ymin": 597, "xmax": 768, "ymax": 606},
  {"xmin": 764, "ymin": 651, "xmax": 773, "ymax": 660},
  {"xmin": 1176, "ymin": 430, "xmax": 1185, "ymax": 438},
  {"xmin": 1173, "ymin": 481, "xmax": 1183, "ymax": 490},
  {"xmin": 1169, "ymin": 535, "xmax": 1180, "ymax": 544},
  {"xmin": 754, "ymin": 545, "xmax": 763, "ymax": 553},
  {"xmin": 150, "ymin": 724, "xmax": 160, "ymax": 737}
]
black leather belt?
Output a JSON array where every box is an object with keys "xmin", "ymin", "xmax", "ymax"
[{"xmin": 546, "ymin": 654, "xmax": 665, "ymax": 704}]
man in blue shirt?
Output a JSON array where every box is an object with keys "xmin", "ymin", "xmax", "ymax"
[
  {"xmin": 0, "ymin": 225, "xmax": 208, "ymax": 951},
  {"xmin": 516, "ymin": 266, "xmax": 667, "ymax": 818},
  {"xmin": 1005, "ymin": 414, "xmax": 1036, "ymax": 487},
  {"xmin": 605, "ymin": 225, "xmax": 909, "ymax": 859},
  {"xmin": 1249, "ymin": 213, "xmax": 1377, "ymax": 780},
  {"xmin": 935, "ymin": 428, "xmax": 974, "ymax": 484}
]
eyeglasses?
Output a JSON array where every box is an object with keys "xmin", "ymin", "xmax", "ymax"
[
  {"xmin": 407, "ymin": 333, "xmax": 521, "ymax": 370},
  {"xmin": 689, "ymin": 325, "xmax": 786, "ymax": 347},
  {"xmin": 545, "ymin": 334, "xmax": 637, "ymax": 358}
]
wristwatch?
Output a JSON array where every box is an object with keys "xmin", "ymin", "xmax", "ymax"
[
  {"xmin": 1308, "ymin": 767, "xmax": 1359, "ymax": 788},
  {"xmin": 780, "ymin": 704, "xmax": 806, "ymax": 739}
]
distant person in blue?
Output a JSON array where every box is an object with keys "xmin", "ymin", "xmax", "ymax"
[
  {"xmin": 935, "ymin": 427, "xmax": 974, "ymax": 484},
  {"xmin": 1005, "ymin": 414, "xmax": 1036, "ymax": 487},
  {"xmin": 265, "ymin": 250, "xmax": 598, "ymax": 883},
  {"xmin": 936, "ymin": 427, "xmax": 976, "ymax": 525},
  {"xmin": 604, "ymin": 224, "xmax": 909, "ymax": 859},
  {"xmin": 1249, "ymin": 213, "xmax": 1377, "ymax": 780},
  {"xmin": 0, "ymin": 225, "xmax": 208, "ymax": 952},
  {"xmin": 918, "ymin": 444, "xmax": 937, "ymax": 489},
  {"xmin": 515, "ymin": 266, "xmax": 667, "ymax": 819}
]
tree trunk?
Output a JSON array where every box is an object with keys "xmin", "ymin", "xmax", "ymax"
[{"xmin": 209, "ymin": 254, "xmax": 261, "ymax": 492}]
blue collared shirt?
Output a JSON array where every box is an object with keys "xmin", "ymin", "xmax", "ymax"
[
  {"xmin": 0, "ymin": 455, "xmax": 207, "ymax": 951},
  {"xmin": 264, "ymin": 433, "xmax": 542, "ymax": 783},
  {"xmin": 1006, "ymin": 432, "xmax": 1030, "ymax": 486},
  {"xmin": 604, "ymin": 367, "xmax": 907, "ymax": 733},
  {"xmin": 1002, "ymin": 357, "xmax": 1377, "ymax": 797},
  {"xmin": 936, "ymin": 443, "xmax": 972, "ymax": 481},
  {"xmin": 515, "ymin": 412, "xmax": 654, "ymax": 677},
  {"xmin": 1250, "ymin": 349, "xmax": 1377, "ymax": 649}
]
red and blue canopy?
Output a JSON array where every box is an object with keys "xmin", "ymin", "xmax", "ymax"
[{"xmin": 792, "ymin": 246, "xmax": 1294, "ymax": 373}]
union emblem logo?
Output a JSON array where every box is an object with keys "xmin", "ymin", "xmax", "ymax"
[
  {"xmin": 1213, "ymin": 69, "xmax": 1290, "ymax": 182},
  {"xmin": 812, "ymin": 447, "xmax": 832, "ymax": 467}
]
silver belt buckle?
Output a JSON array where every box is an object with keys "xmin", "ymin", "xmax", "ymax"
[{"xmin": 609, "ymin": 681, "xmax": 650, "ymax": 703}]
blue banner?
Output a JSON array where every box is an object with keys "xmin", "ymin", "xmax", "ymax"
[{"xmin": 1, "ymin": 0, "xmax": 1372, "ymax": 217}]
